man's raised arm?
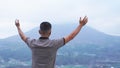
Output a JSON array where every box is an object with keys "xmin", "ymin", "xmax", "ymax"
[
  {"xmin": 15, "ymin": 19, "xmax": 27, "ymax": 42},
  {"xmin": 64, "ymin": 16, "xmax": 88, "ymax": 44}
]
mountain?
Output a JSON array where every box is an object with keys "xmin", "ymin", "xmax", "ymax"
[
  {"xmin": 0, "ymin": 23, "xmax": 120, "ymax": 68},
  {"xmin": 3, "ymin": 23, "xmax": 120, "ymax": 45}
]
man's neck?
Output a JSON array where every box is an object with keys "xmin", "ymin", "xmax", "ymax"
[{"xmin": 41, "ymin": 35, "xmax": 50, "ymax": 38}]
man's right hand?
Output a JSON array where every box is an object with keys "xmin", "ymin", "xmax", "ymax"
[
  {"xmin": 79, "ymin": 16, "xmax": 88, "ymax": 26},
  {"xmin": 15, "ymin": 19, "xmax": 20, "ymax": 27}
]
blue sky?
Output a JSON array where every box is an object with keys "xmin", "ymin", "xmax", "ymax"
[{"xmin": 0, "ymin": 0, "xmax": 120, "ymax": 38}]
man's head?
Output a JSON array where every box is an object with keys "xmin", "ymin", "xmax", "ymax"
[{"xmin": 39, "ymin": 22, "xmax": 52, "ymax": 37}]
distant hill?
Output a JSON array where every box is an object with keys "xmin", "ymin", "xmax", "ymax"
[
  {"xmin": 0, "ymin": 23, "xmax": 120, "ymax": 67},
  {"xmin": 3, "ymin": 23, "xmax": 120, "ymax": 45}
]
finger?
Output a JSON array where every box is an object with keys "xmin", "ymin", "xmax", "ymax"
[
  {"xmin": 83, "ymin": 16, "xmax": 87, "ymax": 21},
  {"xmin": 84, "ymin": 16, "xmax": 88, "ymax": 23},
  {"xmin": 86, "ymin": 17, "xmax": 88, "ymax": 23},
  {"xmin": 15, "ymin": 19, "xmax": 19, "ymax": 23},
  {"xmin": 79, "ymin": 17, "xmax": 82, "ymax": 23},
  {"xmin": 80, "ymin": 17, "xmax": 82, "ymax": 21},
  {"xmin": 85, "ymin": 17, "xmax": 88, "ymax": 24},
  {"xmin": 15, "ymin": 19, "xmax": 17, "ymax": 23}
]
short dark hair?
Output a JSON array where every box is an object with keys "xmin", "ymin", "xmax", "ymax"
[{"xmin": 40, "ymin": 22, "xmax": 51, "ymax": 32}]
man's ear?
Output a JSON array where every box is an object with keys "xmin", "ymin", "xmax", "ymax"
[
  {"xmin": 39, "ymin": 30, "xmax": 42, "ymax": 34},
  {"xmin": 48, "ymin": 31, "xmax": 51, "ymax": 35}
]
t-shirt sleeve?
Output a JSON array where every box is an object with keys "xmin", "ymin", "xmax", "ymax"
[
  {"xmin": 53, "ymin": 38, "xmax": 65, "ymax": 49},
  {"xmin": 25, "ymin": 37, "xmax": 35, "ymax": 48}
]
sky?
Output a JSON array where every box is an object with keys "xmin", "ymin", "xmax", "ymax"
[{"xmin": 0, "ymin": 0, "xmax": 120, "ymax": 39}]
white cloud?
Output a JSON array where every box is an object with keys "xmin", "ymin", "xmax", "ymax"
[
  {"xmin": 0, "ymin": 0, "xmax": 120, "ymax": 38},
  {"xmin": 0, "ymin": 18, "xmax": 38, "ymax": 39}
]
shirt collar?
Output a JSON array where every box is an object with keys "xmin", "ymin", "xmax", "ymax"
[{"xmin": 39, "ymin": 37, "xmax": 49, "ymax": 39}]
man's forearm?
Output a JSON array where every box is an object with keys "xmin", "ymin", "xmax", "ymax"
[
  {"xmin": 70, "ymin": 25, "xmax": 83, "ymax": 39},
  {"xmin": 64, "ymin": 16, "xmax": 88, "ymax": 44},
  {"xmin": 17, "ymin": 27, "xmax": 27, "ymax": 42},
  {"xmin": 64, "ymin": 24, "xmax": 83, "ymax": 43}
]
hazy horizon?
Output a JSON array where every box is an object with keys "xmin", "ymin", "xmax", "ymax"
[{"xmin": 1, "ymin": 24, "xmax": 120, "ymax": 39}]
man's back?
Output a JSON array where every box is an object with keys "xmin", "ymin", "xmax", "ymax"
[{"xmin": 26, "ymin": 37, "xmax": 65, "ymax": 68}]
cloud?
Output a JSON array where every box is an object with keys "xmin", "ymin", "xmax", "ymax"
[
  {"xmin": 0, "ymin": 18, "xmax": 38, "ymax": 39},
  {"xmin": 0, "ymin": 0, "xmax": 120, "ymax": 38}
]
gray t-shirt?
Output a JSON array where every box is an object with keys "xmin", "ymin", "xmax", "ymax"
[{"xmin": 25, "ymin": 37, "xmax": 65, "ymax": 68}]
